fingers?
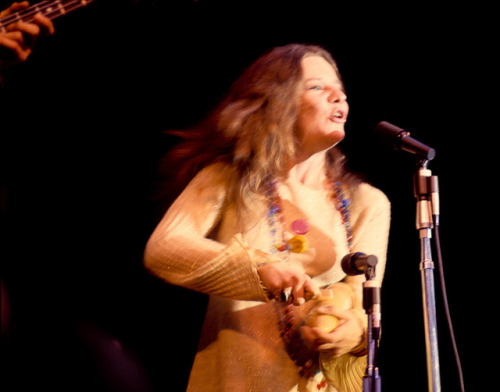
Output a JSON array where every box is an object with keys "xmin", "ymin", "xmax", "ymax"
[
  {"xmin": 0, "ymin": 25, "xmax": 36, "ymax": 63},
  {"xmin": 0, "ymin": 31, "xmax": 32, "ymax": 63},
  {"xmin": 301, "ymin": 307, "xmax": 365, "ymax": 354},
  {"xmin": 300, "ymin": 325, "xmax": 337, "ymax": 350},
  {"xmin": 7, "ymin": 19, "xmax": 40, "ymax": 37},
  {"xmin": 314, "ymin": 304, "xmax": 351, "ymax": 319},
  {"xmin": 291, "ymin": 274, "xmax": 319, "ymax": 305},
  {"xmin": 1, "ymin": 0, "xmax": 55, "ymax": 34},
  {"xmin": 257, "ymin": 262, "xmax": 319, "ymax": 305},
  {"xmin": 277, "ymin": 268, "xmax": 319, "ymax": 305},
  {"xmin": 1, "ymin": 1, "xmax": 30, "ymax": 17},
  {"xmin": 33, "ymin": 14, "xmax": 55, "ymax": 36},
  {"xmin": 0, "ymin": 9, "xmax": 55, "ymax": 69},
  {"xmin": 300, "ymin": 324, "xmax": 345, "ymax": 353},
  {"xmin": 10, "ymin": 1, "xmax": 30, "ymax": 11},
  {"xmin": 315, "ymin": 328, "xmax": 341, "ymax": 351}
]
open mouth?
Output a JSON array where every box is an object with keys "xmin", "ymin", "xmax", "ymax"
[{"xmin": 329, "ymin": 110, "xmax": 346, "ymax": 123}]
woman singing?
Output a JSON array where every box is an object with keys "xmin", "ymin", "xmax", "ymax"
[{"xmin": 144, "ymin": 43, "xmax": 390, "ymax": 392}]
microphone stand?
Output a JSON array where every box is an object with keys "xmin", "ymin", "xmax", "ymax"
[
  {"xmin": 414, "ymin": 160, "xmax": 441, "ymax": 392},
  {"xmin": 362, "ymin": 264, "xmax": 382, "ymax": 392}
]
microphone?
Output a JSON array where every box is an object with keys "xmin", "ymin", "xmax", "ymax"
[
  {"xmin": 374, "ymin": 121, "xmax": 436, "ymax": 161},
  {"xmin": 341, "ymin": 252, "xmax": 378, "ymax": 276}
]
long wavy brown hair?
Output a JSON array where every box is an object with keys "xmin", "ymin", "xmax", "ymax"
[{"xmin": 156, "ymin": 43, "xmax": 360, "ymax": 211}]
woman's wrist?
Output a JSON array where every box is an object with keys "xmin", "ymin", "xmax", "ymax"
[{"xmin": 256, "ymin": 260, "xmax": 280, "ymax": 300}]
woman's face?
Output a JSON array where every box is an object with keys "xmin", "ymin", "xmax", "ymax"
[{"xmin": 297, "ymin": 55, "xmax": 348, "ymax": 157}]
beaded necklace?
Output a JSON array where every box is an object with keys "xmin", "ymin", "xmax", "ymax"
[
  {"xmin": 264, "ymin": 173, "xmax": 353, "ymax": 256},
  {"xmin": 263, "ymin": 170, "xmax": 354, "ymax": 388}
]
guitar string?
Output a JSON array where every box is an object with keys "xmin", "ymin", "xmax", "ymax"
[
  {"xmin": 0, "ymin": 0, "xmax": 94, "ymax": 29},
  {"xmin": 0, "ymin": 0, "xmax": 88, "ymax": 25}
]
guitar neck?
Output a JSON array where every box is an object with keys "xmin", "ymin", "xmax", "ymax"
[{"xmin": 0, "ymin": 0, "xmax": 96, "ymax": 32}]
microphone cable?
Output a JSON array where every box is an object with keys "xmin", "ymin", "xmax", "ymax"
[{"xmin": 432, "ymin": 215, "xmax": 466, "ymax": 392}]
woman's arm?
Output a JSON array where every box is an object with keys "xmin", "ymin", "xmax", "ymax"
[{"xmin": 144, "ymin": 164, "xmax": 276, "ymax": 301}]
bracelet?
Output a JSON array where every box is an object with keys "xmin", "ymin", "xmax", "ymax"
[{"xmin": 259, "ymin": 280, "xmax": 274, "ymax": 301}]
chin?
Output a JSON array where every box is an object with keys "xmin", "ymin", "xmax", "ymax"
[{"xmin": 326, "ymin": 130, "xmax": 345, "ymax": 146}]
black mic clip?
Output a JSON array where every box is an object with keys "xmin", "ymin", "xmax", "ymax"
[{"xmin": 341, "ymin": 252, "xmax": 378, "ymax": 280}]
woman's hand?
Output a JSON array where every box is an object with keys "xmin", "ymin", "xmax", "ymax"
[
  {"xmin": 257, "ymin": 261, "xmax": 320, "ymax": 305},
  {"xmin": 0, "ymin": 1, "xmax": 55, "ymax": 70},
  {"xmin": 300, "ymin": 305, "xmax": 365, "ymax": 356}
]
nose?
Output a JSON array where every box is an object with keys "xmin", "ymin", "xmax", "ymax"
[{"xmin": 329, "ymin": 86, "xmax": 347, "ymax": 103}]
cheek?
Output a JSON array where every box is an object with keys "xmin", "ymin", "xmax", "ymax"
[
  {"xmin": 297, "ymin": 106, "xmax": 309, "ymax": 132},
  {"xmin": 298, "ymin": 101, "xmax": 322, "ymax": 128}
]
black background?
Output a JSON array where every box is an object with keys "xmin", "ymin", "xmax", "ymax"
[{"xmin": 0, "ymin": 0, "xmax": 495, "ymax": 390}]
